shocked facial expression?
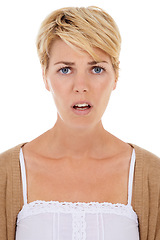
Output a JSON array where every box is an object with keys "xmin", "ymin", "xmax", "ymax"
[{"xmin": 43, "ymin": 39, "xmax": 117, "ymax": 129}]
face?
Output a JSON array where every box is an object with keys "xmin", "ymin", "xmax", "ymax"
[{"xmin": 43, "ymin": 39, "xmax": 117, "ymax": 129}]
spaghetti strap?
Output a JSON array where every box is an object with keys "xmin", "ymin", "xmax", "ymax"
[
  {"xmin": 19, "ymin": 148, "xmax": 28, "ymax": 205},
  {"xmin": 127, "ymin": 148, "xmax": 136, "ymax": 205}
]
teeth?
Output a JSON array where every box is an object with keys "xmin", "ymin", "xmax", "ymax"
[{"xmin": 75, "ymin": 103, "xmax": 89, "ymax": 107}]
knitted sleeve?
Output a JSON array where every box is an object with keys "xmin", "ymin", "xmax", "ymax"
[
  {"xmin": 148, "ymin": 152, "xmax": 160, "ymax": 240},
  {"xmin": 155, "ymin": 191, "xmax": 160, "ymax": 239},
  {"xmin": 0, "ymin": 151, "xmax": 7, "ymax": 240},
  {"xmin": 131, "ymin": 144, "xmax": 160, "ymax": 240},
  {"xmin": 0, "ymin": 144, "xmax": 24, "ymax": 240}
]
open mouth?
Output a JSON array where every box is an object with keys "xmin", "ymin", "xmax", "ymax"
[{"xmin": 73, "ymin": 103, "xmax": 91, "ymax": 110}]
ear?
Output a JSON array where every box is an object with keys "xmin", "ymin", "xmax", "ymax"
[
  {"xmin": 113, "ymin": 80, "xmax": 117, "ymax": 90},
  {"xmin": 113, "ymin": 62, "xmax": 119, "ymax": 90},
  {"xmin": 42, "ymin": 68, "xmax": 50, "ymax": 91}
]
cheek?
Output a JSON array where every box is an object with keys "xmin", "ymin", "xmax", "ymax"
[
  {"xmin": 48, "ymin": 79, "xmax": 63, "ymax": 95},
  {"xmin": 95, "ymin": 79, "xmax": 113, "ymax": 95},
  {"xmin": 95, "ymin": 81, "xmax": 114, "ymax": 106},
  {"xmin": 48, "ymin": 73, "xmax": 71, "ymax": 92},
  {"xmin": 49, "ymin": 81, "xmax": 70, "ymax": 107}
]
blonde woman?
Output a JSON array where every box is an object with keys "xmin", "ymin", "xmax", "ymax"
[{"xmin": 0, "ymin": 6, "xmax": 160, "ymax": 240}]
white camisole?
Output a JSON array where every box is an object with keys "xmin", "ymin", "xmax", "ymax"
[{"xmin": 16, "ymin": 148, "xmax": 139, "ymax": 240}]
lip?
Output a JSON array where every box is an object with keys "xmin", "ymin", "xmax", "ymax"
[
  {"xmin": 71, "ymin": 101, "xmax": 93, "ymax": 108},
  {"xmin": 71, "ymin": 106, "xmax": 93, "ymax": 115},
  {"xmin": 71, "ymin": 101, "xmax": 93, "ymax": 116}
]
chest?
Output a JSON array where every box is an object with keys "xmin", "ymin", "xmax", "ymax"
[{"xmin": 25, "ymin": 155, "xmax": 130, "ymax": 204}]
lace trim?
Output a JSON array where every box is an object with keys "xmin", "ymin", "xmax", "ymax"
[
  {"xmin": 72, "ymin": 212, "xmax": 86, "ymax": 240},
  {"xmin": 17, "ymin": 200, "xmax": 138, "ymax": 223}
]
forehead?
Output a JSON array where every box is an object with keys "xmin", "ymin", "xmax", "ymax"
[{"xmin": 49, "ymin": 39, "xmax": 111, "ymax": 63}]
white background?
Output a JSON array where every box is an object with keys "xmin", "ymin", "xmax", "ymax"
[{"xmin": 0, "ymin": 0, "xmax": 159, "ymax": 156}]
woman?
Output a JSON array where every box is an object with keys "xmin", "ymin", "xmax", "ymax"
[{"xmin": 0, "ymin": 6, "xmax": 160, "ymax": 240}]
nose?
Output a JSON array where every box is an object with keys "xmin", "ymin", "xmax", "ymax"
[{"xmin": 73, "ymin": 73, "xmax": 89, "ymax": 93}]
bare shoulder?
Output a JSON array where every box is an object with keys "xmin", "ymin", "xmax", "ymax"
[
  {"xmin": 106, "ymin": 133, "xmax": 134, "ymax": 159},
  {"xmin": 22, "ymin": 132, "xmax": 133, "ymax": 163},
  {"xmin": 22, "ymin": 130, "xmax": 53, "ymax": 158}
]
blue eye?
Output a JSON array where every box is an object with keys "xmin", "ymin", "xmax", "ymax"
[
  {"xmin": 60, "ymin": 67, "xmax": 71, "ymax": 74},
  {"xmin": 92, "ymin": 66, "xmax": 104, "ymax": 74}
]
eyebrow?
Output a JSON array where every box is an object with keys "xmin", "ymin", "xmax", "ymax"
[
  {"xmin": 88, "ymin": 61, "xmax": 109, "ymax": 65},
  {"xmin": 54, "ymin": 61, "xmax": 109, "ymax": 65}
]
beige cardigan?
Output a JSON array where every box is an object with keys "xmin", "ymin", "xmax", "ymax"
[{"xmin": 0, "ymin": 143, "xmax": 160, "ymax": 240}]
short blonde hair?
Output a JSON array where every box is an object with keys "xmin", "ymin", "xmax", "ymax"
[{"xmin": 36, "ymin": 6, "xmax": 121, "ymax": 78}]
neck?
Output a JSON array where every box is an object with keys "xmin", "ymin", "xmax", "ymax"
[{"xmin": 48, "ymin": 119, "xmax": 111, "ymax": 159}]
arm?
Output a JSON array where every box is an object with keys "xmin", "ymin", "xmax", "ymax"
[
  {"xmin": 155, "ymin": 194, "xmax": 160, "ymax": 239},
  {"xmin": 0, "ymin": 153, "xmax": 7, "ymax": 240},
  {"xmin": 0, "ymin": 144, "xmax": 24, "ymax": 240}
]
